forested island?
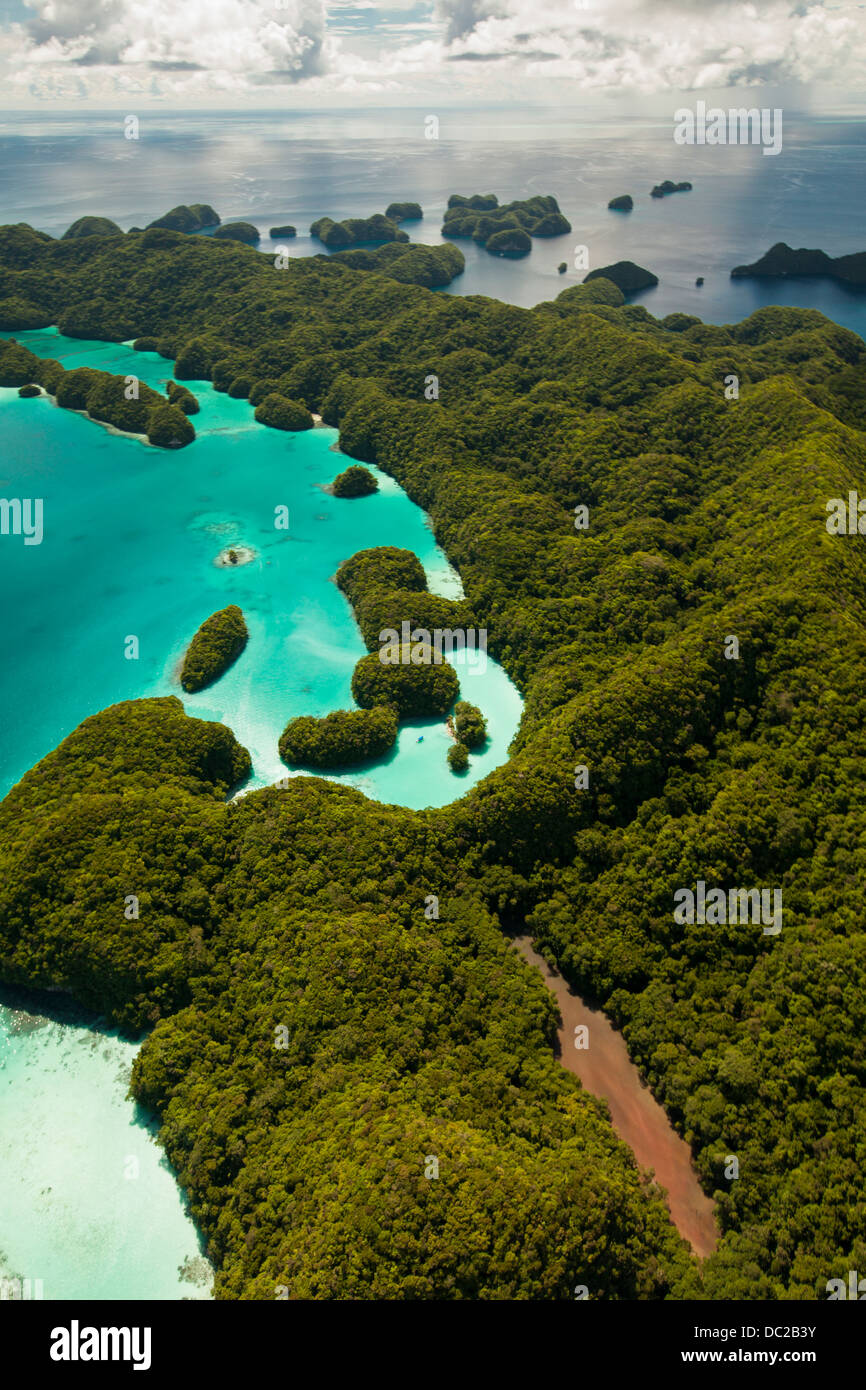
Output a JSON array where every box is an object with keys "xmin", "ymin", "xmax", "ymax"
[
  {"xmin": 0, "ymin": 339, "xmax": 196, "ymax": 446},
  {"xmin": 385, "ymin": 202, "xmax": 423, "ymax": 222},
  {"xmin": 148, "ymin": 205, "xmax": 221, "ymax": 234},
  {"xmin": 331, "ymin": 464, "xmax": 378, "ymax": 496},
  {"xmin": 1, "ymin": 213, "xmax": 866, "ymax": 1301},
  {"xmin": 447, "ymin": 701, "xmax": 487, "ymax": 774},
  {"xmin": 442, "ymin": 193, "xmax": 571, "ymax": 256},
  {"xmin": 311, "ymin": 213, "xmax": 409, "ymax": 247},
  {"xmin": 585, "ymin": 260, "xmax": 659, "ymax": 293},
  {"xmin": 453, "ymin": 700, "xmax": 487, "ymax": 748},
  {"xmin": 213, "ymin": 222, "xmax": 260, "ymax": 245},
  {"xmin": 731, "ymin": 241, "xmax": 866, "ymax": 288},
  {"xmin": 279, "ymin": 707, "xmax": 398, "ymax": 767},
  {"xmin": 180, "ymin": 605, "xmax": 249, "ymax": 692}
]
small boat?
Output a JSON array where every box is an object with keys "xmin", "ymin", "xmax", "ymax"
[{"xmin": 417, "ymin": 736, "xmax": 424, "ymax": 743}]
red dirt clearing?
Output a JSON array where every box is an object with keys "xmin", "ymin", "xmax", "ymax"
[{"xmin": 513, "ymin": 935, "xmax": 718, "ymax": 1259}]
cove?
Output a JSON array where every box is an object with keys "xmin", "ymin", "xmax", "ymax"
[
  {"xmin": 0, "ymin": 329, "xmax": 523, "ymax": 810},
  {"xmin": 513, "ymin": 936, "xmax": 718, "ymax": 1259}
]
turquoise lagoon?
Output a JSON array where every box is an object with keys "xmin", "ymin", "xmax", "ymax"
[
  {"xmin": 0, "ymin": 329, "xmax": 522, "ymax": 807},
  {"xmin": 0, "ymin": 328, "xmax": 523, "ymax": 1300},
  {"xmin": 0, "ymin": 991, "xmax": 212, "ymax": 1301}
]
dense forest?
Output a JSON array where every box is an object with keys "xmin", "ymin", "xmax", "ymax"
[
  {"xmin": 279, "ymin": 706, "xmax": 398, "ymax": 768},
  {"xmin": 1, "ymin": 216, "xmax": 865, "ymax": 1299},
  {"xmin": 180, "ymin": 606, "xmax": 249, "ymax": 693}
]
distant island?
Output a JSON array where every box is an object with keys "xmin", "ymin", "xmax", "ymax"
[
  {"xmin": 385, "ymin": 202, "xmax": 423, "ymax": 222},
  {"xmin": 180, "ymin": 605, "xmax": 249, "ymax": 693},
  {"xmin": 311, "ymin": 213, "xmax": 409, "ymax": 248},
  {"xmin": 608, "ymin": 195, "xmax": 634, "ymax": 212},
  {"xmin": 269, "ymin": 224, "xmax": 297, "ymax": 238},
  {"xmin": 442, "ymin": 193, "xmax": 571, "ymax": 257},
  {"xmin": 731, "ymin": 242, "xmax": 866, "ymax": 289},
  {"xmin": 650, "ymin": 181, "xmax": 692, "ymax": 198},
  {"xmin": 147, "ymin": 205, "xmax": 221, "ymax": 233},
  {"xmin": 584, "ymin": 261, "xmax": 659, "ymax": 293},
  {"xmin": 213, "ymin": 222, "xmax": 260, "ymax": 245}
]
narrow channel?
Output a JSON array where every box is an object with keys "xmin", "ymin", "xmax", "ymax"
[{"xmin": 513, "ymin": 935, "xmax": 718, "ymax": 1259}]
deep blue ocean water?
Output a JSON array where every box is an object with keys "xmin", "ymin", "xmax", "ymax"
[
  {"xmin": 0, "ymin": 107, "xmax": 863, "ymax": 1300},
  {"xmin": 1, "ymin": 107, "xmax": 864, "ymax": 333}
]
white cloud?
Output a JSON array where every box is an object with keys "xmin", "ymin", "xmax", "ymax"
[
  {"xmin": 1, "ymin": 0, "xmax": 864, "ymax": 101},
  {"xmin": 432, "ymin": 0, "xmax": 866, "ymax": 91}
]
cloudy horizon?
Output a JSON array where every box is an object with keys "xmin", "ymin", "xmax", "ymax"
[{"xmin": 0, "ymin": 0, "xmax": 864, "ymax": 109}]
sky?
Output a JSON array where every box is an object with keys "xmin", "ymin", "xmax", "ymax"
[{"xmin": 0, "ymin": 0, "xmax": 864, "ymax": 108}]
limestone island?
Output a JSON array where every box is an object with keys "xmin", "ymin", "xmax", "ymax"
[
  {"xmin": 442, "ymin": 193, "xmax": 571, "ymax": 257},
  {"xmin": 279, "ymin": 707, "xmax": 398, "ymax": 769},
  {"xmin": 180, "ymin": 604, "xmax": 249, "ymax": 693},
  {"xmin": 608, "ymin": 195, "xmax": 634, "ymax": 212},
  {"xmin": 0, "ymin": 339, "xmax": 196, "ymax": 446},
  {"xmin": 331, "ymin": 465, "xmax": 379, "ymax": 497},
  {"xmin": 584, "ymin": 261, "xmax": 659, "ymax": 293},
  {"xmin": 651, "ymin": 181, "xmax": 693, "ymax": 198},
  {"xmin": 352, "ymin": 646, "xmax": 459, "ymax": 718},
  {"xmin": 254, "ymin": 392, "xmax": 314, "ymax": 431},
  {"xmin": 453, "ymin": 700, "xmax": 487, "ymax": 749},
  {"xmin": 385, "ymin": 202, "xmax": 423, "ymax": 222},
  {"xmin": 448, "ymin": 743, "xmax": 470, "ymax": 773},
  {"xmin": 269, "ymin": 225, "xmax": 297, "ymax": 238},
  {"xmin": 213, "ymin": 222, "xmax": 260, "ymax": 245},
  {"xmin": 215, "ymin": 545, "xmax": 257, "ymax": 568},
  {"xmin": 147, "ymin": 205, "xmax": 221, "ymax": 234},
  {"xmin": 487, "ymin": 228, "xmax": 532, "ymax": 258},
  {"xmin": 730, "ymin": 242, "xmax": 866, "ymax": 289},
  {"xmin": 311, "ymin": 214, "xmax": 409, "ymax": 248}
]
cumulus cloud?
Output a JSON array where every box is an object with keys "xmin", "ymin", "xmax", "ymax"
[
  {"xmin": 2, "ymin": 0, "xmax": 331, "ymax": 98},
  {"xmin": 1, "ymin": 0, "xmax": 864, "ymax": 100},
  {"xmin": 431, "ymin": 0, "xmax": 866, "ymax": 90}
]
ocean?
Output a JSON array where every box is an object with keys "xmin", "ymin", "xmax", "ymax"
[{"xmin": 1, "ymin": 106, "xmax": 865, "ymax": 333}]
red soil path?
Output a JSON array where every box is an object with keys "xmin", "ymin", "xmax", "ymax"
[{"xmin": 513, "ymin": 935, "xmax": 718, "ymax": 1259}]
